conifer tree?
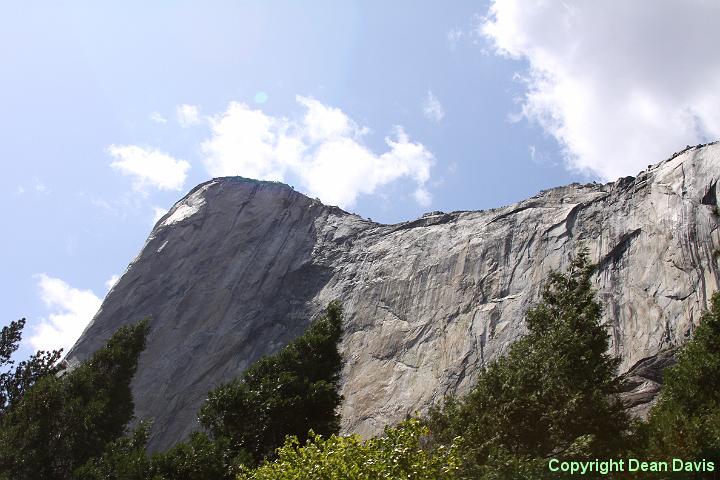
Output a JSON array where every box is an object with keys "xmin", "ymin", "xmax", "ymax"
[
  {"xmin": 0, "ymin": 318, "xmax": 63, "ymax": 416},
  {"xmin": 199, "ymin": 301, "xmax": 345, "ymax": 463},
  {"xmin": 76, "ymin": 303, "xmax": 345, "ymax": 478},
  {"xmin": 428, "ymin": 249, "xmax": 628, "ymax": 477},
  {"xmin": 644, "ymin": 291, "xmax": 720, "ymax": 469},
  {"xmin": 0, "ymin": 320, "xmax": 149, "ymax": 480}
]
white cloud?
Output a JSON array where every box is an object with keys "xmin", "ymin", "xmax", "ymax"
[
  {"xmin": 413, "ymin": 187, "xmax": 432, "ymax": 207},
  {"xmin": 447, "ymin": 28, "xmax": 463, "ymax": 50},
  {"xmin": 16, "ymin": 179, "xmax": 50, "ymax": 195},
  {"xmin": 33, "ymin": 179, "xmax": 50, "ymax": 195},
  {"xmin": 149, "ymin": 111, "xmax": 167, "ymax": 124},
  {"xmin": 201, "ymin": 96, "xmax": 434, "ymax": 208},
  {"xmin": 108, "ymin": 144, "xmax": 190, "ymax": 192},
  {"xmin": 422, "ymin": 91, "xmax": 445, "ymax": 122},
  {"xmin": 297, "ymin": 96, "xmax": 365, "ymax": 141},
  {"xmin": 152, "ymin": 206, "xmax": 168, "ymax": 223},
  {"xmin": 105, "ymin": 274, "xmax": 120, "ymax": 290},
  {"xmin": 29, "ymin": 274, "xmax": 102, "ymax": 353},
  {"xmin": 201, "ymin": 101, "xmax": 301, "ymax": 181},
  {"xmin": 176, "ymin": 104, "xmax": 201, "ymax": 127},
  {"xmin": 481, "ymin": 0, "xmax": 720, "ymax": 181}
]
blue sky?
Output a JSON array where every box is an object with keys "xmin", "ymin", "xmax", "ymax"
[{"xmin": 2, "ymin": 1, "xmax": 719, "ymax": 358}]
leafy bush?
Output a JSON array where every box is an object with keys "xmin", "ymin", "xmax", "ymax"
[{"xmin": 238, "ymin": 419, "xmax": 460, "ymax": 480}]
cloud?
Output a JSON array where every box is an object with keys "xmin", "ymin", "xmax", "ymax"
[
  {"xmin": 201, "ymin": 96, "xmax": 434, "ymax": 208},
  {"xmin": 105, "ymin": 274, "xmax": 120, "ymax": 290},
  {"xmin": 149, "ymin": 111, "xmax": 167, "ymax": 124},
  {"xmin": 481, "ymin": 0, "xmax": 720, "ymax": 181},
  {"xmin": 447, "ymin": 28, "xmax": 463, "ymax": 50},
  {"xmin": 422, "ymin": 91, "xmax": 445, "ymax": 122},
  {"xmin": 413, "ymin": 187, "xmax": 432, "ymax": 207},
  {"xmin": 176, "ymin": 104, "xmax": 201, "ymax": 127},
  {"xmin": 33, "ymin": 179, "xmax": 50, "ymax": 194},
  {"xmin": 16, "ymin": 179, "xmax": 50, "ymax": 195},
  {"xmin": 29, "ymin": 274, "xmax": 102, "ymax": 353},
  {"xmin": 152, "ymin": 206, "xmax": 168, "ymax": 223},
  {"xmin": 108, "ymin": 144, "xmax": 190, "ymax": 192}
]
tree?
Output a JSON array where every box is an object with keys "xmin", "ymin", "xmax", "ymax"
[
  {"xmin": 0, "ymin": 320, "xmax": 149, "ymax": 480},
  {"xmin": 427, "ymin": 249, "xmax": 628, "ymax": 477},
  {"xmin": 199, "ymin": 301, "xmax": 345, "ymax": 463},
  {"xmin": 644, "ymin": 291, "xmax": 720, "ymax": 472},
  {"xmin": 237, "ymin": 419, "xmax": 460, "ymax": 480},
  {"xmin": 0, "ymin": 318, "xmax": 63, "ymax": 416},
  {"xmin": 74, "ymin": 422, "xmax": 155, "ymax": 480},
  {"xmin": 76, "ymin": 302, "xmax": 345, "ymax": 479},
  {"xmin": 150, "ymin": 432, "xmax": 247, "ymax": 480}
]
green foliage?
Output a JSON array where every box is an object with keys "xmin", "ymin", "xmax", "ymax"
[
  {"xmin": 643, "ymin": 291, "xmax": 720, "ymax": 470},
  {"xmin": 0, "ymin": 319, "xmax": 23, "ymax": 365},
  {"xmin": 8, "ymin": 266, "xmax": 720, "ymax": 479},
  {"xmin": 427, "ymin": 249, "xmax": 628, "ymax": 476},
  {"xmin": 76, "ymin": 427, "xmax": 249, "ymax": 480},
  {"xmin": 199, "ymin": 301, "xmax": 344, "ymax": 463},
  {"xmin": 74, "ymin": 422, "xmax": 155, "ymax": 480},
  {"xmin": 467, "ymin": 447, "xmax": 547, "ymax": 480},
  {"xmin": 0, "ymin": 320, "xmax": 149, "ymax": 480},
  {"xmin": 0, "ymin": 318, "xmax": 64, "ymax": 415},
  {"xmin": 76, "ymin": 302, "xmax": 345, "ymax": 479},
  {"xmin": 238, "ymin": 419, "xmax": 460, "ymax": 480},
  {"xmin": 151, "ymin": 432, "xmax": 249, "ymax": 480}
]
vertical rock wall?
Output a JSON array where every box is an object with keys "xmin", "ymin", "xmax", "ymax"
[{"xmin": 68, "ymin": 143, "xmax": 720, "ymax": 450}]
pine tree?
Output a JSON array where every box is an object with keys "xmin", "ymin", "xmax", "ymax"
[
  {"xmin": 427, "ymin": 249, "xmax": 628, "ymax": 477},
  {"xmin": 199, "ymin": 301, "xmax": 345, "ymax": 463},
  {"xmin": 644, "ymin": 291, "xmax": 720, "ymax": 470},
  {"xmin": 73, "ymin": 422, "xmax": 154, "ymax": 480},
  {"xmin": 0, "ymin": 320, "xmax": 149, "ymax": 480},
  {"xmin": 0, "ymin": 318, "xmax": 63, "ymax": 416},
  {"xmin": 76, "ymin": 302, "xmax": 345, "ymax": 479}
]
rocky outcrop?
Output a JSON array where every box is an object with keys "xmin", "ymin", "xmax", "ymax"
[
  {"xmin": 618, "ymin": 349, "xmax": 677, "ymax": 418},
  {"xmin": 68, "ymin": 143, "xmax": 720, "ymax": 451}
]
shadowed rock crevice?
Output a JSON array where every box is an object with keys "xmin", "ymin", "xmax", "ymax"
[
  {"xmin": 618, "ymin": 349, "xmax": 677, "ymax": 418},
  {"xmin": 701, "ymin": 180, "xmax": 717, "ymax": 207}
]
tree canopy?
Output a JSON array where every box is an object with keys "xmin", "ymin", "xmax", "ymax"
[
  {"xmin": 427, "ymin": 249, "xmax": 629, "ymax": 477},
  {"xmin": 643, "ymin": 291, "xmax": 720, "ymax": 473},
  {"xmin": 0, "ymin": 319, "xmax": 149, "ymax": 480},
  {"xmin": 6, "ymin": 265, "xmax": 720, "ymax": 479},
  {"xmin": 76, "ymin": 301, "xmax": 346, "ymax": 479},
  {"xmin": 199, "ymin": 300, "xmax": 345, "ymax": 464},
  {"xmin": 0, "ymin": 318, "xmax": 63, "ymax": 416},
  {"xmin": 238, "ymin": 419, "xmax": 460, "ymax": 480}
]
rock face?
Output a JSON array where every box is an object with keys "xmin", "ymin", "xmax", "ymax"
[
  {"xmin": 618, "ymin": 348, "xmax": 677, "ymax": 418},
  {"xmin": 68, "ymin": 143, "xmax": 720, "ymax": 451}
]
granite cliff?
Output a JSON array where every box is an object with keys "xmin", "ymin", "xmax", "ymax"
[{"xmin": 68, "ymin": 143, "xmax": 720, "ymax": 451}]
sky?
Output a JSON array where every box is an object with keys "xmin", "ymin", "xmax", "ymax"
[{"xmin": 2, "ymin": 1, "xmax": 720, "ymax": 359}]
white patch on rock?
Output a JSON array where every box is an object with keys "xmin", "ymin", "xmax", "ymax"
[{"xmin": 162, "ymin": 183, "xmax": 215, "ymax": 227}]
